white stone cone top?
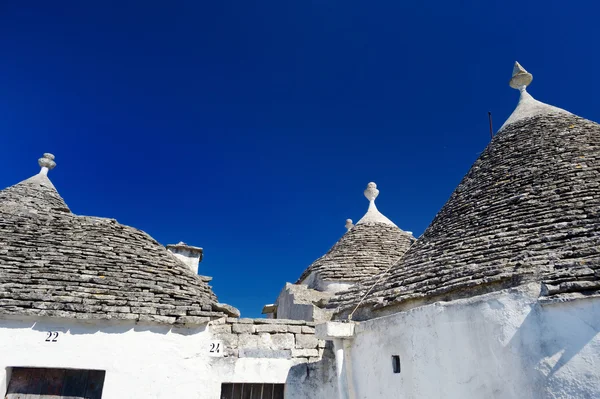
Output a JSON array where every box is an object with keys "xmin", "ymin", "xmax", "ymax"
[
  {"xmin": 500, "ymin": 61, "xmax": 571, "ymax": 131},
  {"xmin": 356, "ymin": 182, "xmax": 397, "ymax": 226}
]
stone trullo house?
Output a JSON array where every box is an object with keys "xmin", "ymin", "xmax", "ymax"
[
  {"xmin": 1, "ymin": 62, "xmax": 599, "ymax": 399},
  {"xmin": 0, "ymin": 155, "xmax": 337, "ymax": 398},
  {"xmin": 263, "ymin": 182, "xmax": 414, "ymax": 322}
]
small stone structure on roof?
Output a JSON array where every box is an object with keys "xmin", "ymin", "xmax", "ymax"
[
  {"xmin": 330, "ymin": 62, "xmax": 600, "ymax": 319},
  {"xmin": 0, "ymin": 154, "xmax": 235, "ymax": 325},
  {"xmin": 166, "ymin": 241, "xmax": 204, "ymax": 274}
]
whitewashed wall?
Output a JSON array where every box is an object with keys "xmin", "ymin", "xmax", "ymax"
[
  {"xmin": 346, "ymin": 283, "xmax": 600, "ymax": 399},
  {"xmin": 0, "ymin": 316, "xmax": 336, "ymax": 399}
]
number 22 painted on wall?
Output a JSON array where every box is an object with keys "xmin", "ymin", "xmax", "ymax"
[{"xmin": 45, "ymin": 331, "xmax": 59, "ymax": 342}]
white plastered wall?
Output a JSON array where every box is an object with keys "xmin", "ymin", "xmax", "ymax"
[
  {"xmin": 346, "ymin": 283, "xmax": 600, "ymax": 399},
  {"xmin": 0, "ymin": 316, "xmax": 336, "ymax": 399}
]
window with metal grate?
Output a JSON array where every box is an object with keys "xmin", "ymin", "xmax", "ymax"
[
  {"xmin": 5, "ymin": 367, "xmax": 105, "ymax": 399},
  {"xmin": 220, "ymin": 383, "xmax": 284, "ymax": 399}
]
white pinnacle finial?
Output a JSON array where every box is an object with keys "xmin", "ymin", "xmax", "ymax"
[
  {"xmin": 38, "ymin": 153, "xmax": 56, "ymax": 176},
  {"xmin": 345, "ymin": 219, "xmax": 354, "ymax": 230},
  {"xmin": 356, "ymin": 182, "xmax": 397, "ymax": 226},
  {"xmin": 364, "ymin": 182, "xmax": 379, "ymax": 202},
  {"xmin": 500, "ymin": 61, "xmax": 571, "ymax": 131},
  {"xmin": 509, "ymin": 61, "xmax": 533, "ymax": 91}
]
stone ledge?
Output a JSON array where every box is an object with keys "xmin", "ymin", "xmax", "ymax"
[
  {"xmin": 254, "ymin": 324, "xmax": 288, "ymax": 333},
  {"xmin": 226, "ymin": 317, "xmax": 309, "ymax": 326},
  {"xmin": 291, "ymin": 348, "xmax": 319, "ymax": 358},
  {"xmin": 222, "ymin": 317, "xmax": 317, "ymax": 330},
  {"xmin": 239, "ymin": 349, "xmax": 291, "ymax": 359},
  {"xmin": 315, "ymin": 321, "xmax": 356, "ymax": 340},
  {"xmin": 0, "ymin": 308, "xmax": 222, "ymax": 326},
  {"xmin": 539, "ymin": 292, "xmax": 600, "ymax": 305}
]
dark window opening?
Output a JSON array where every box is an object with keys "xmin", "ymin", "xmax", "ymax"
[
  {"xmin": 221, "ymin": 383, "xmax": 284, "ymax": 399},
  {"xmin": 5, "ymin": 367, "xmax": 105, "ymax": 399},
  {"xmin": 392, "ymin": 355, "xmax": 401, "ymax": 374}
]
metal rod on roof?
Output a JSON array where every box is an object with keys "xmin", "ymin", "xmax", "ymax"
[{"xmin": 488, "ymin": 111, "xmax": 494, "ymax": 140}]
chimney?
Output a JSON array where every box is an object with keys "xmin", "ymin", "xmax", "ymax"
[{"xmin": 166, "ymin": 242, "xmax": 204, "ymax": 274}]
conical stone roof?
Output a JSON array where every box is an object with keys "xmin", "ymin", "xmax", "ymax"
[
  {"xmin": 331, "ymin": 63, "xmax": 600, "ymax": 318},
  {"xmin": 0, "ymin": 155, "xmax": 225, "ymax": 325},
  {"xmin": 297, "ymin": 183, "xmax": 414, "ymax": 286}
]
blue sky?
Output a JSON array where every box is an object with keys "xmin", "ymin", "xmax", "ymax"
[{"xmin": 0, "ymin": 1, "xmax": 598, "ymax": 317}]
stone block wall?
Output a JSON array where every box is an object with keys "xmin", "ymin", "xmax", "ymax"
[
  {"xmin": 210, "ymin": 317, "xmax": 327, "ymax": 363},
  {"xmin": 274, "ymin": 282, "xmax": 334, "ymax": 322}
]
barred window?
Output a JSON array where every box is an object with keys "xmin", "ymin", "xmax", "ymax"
[
  {"xmin": 220, "ymin": 383, "xmax": 284, "ymax": 399},
  {"xmin": 5, "ymin": 367, "xmax": 105, "ymax": 399}
]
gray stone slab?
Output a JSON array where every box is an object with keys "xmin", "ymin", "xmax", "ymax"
[{"xmin": 239, "ymin": 349, "xmax": 291, "ymax": 359}]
